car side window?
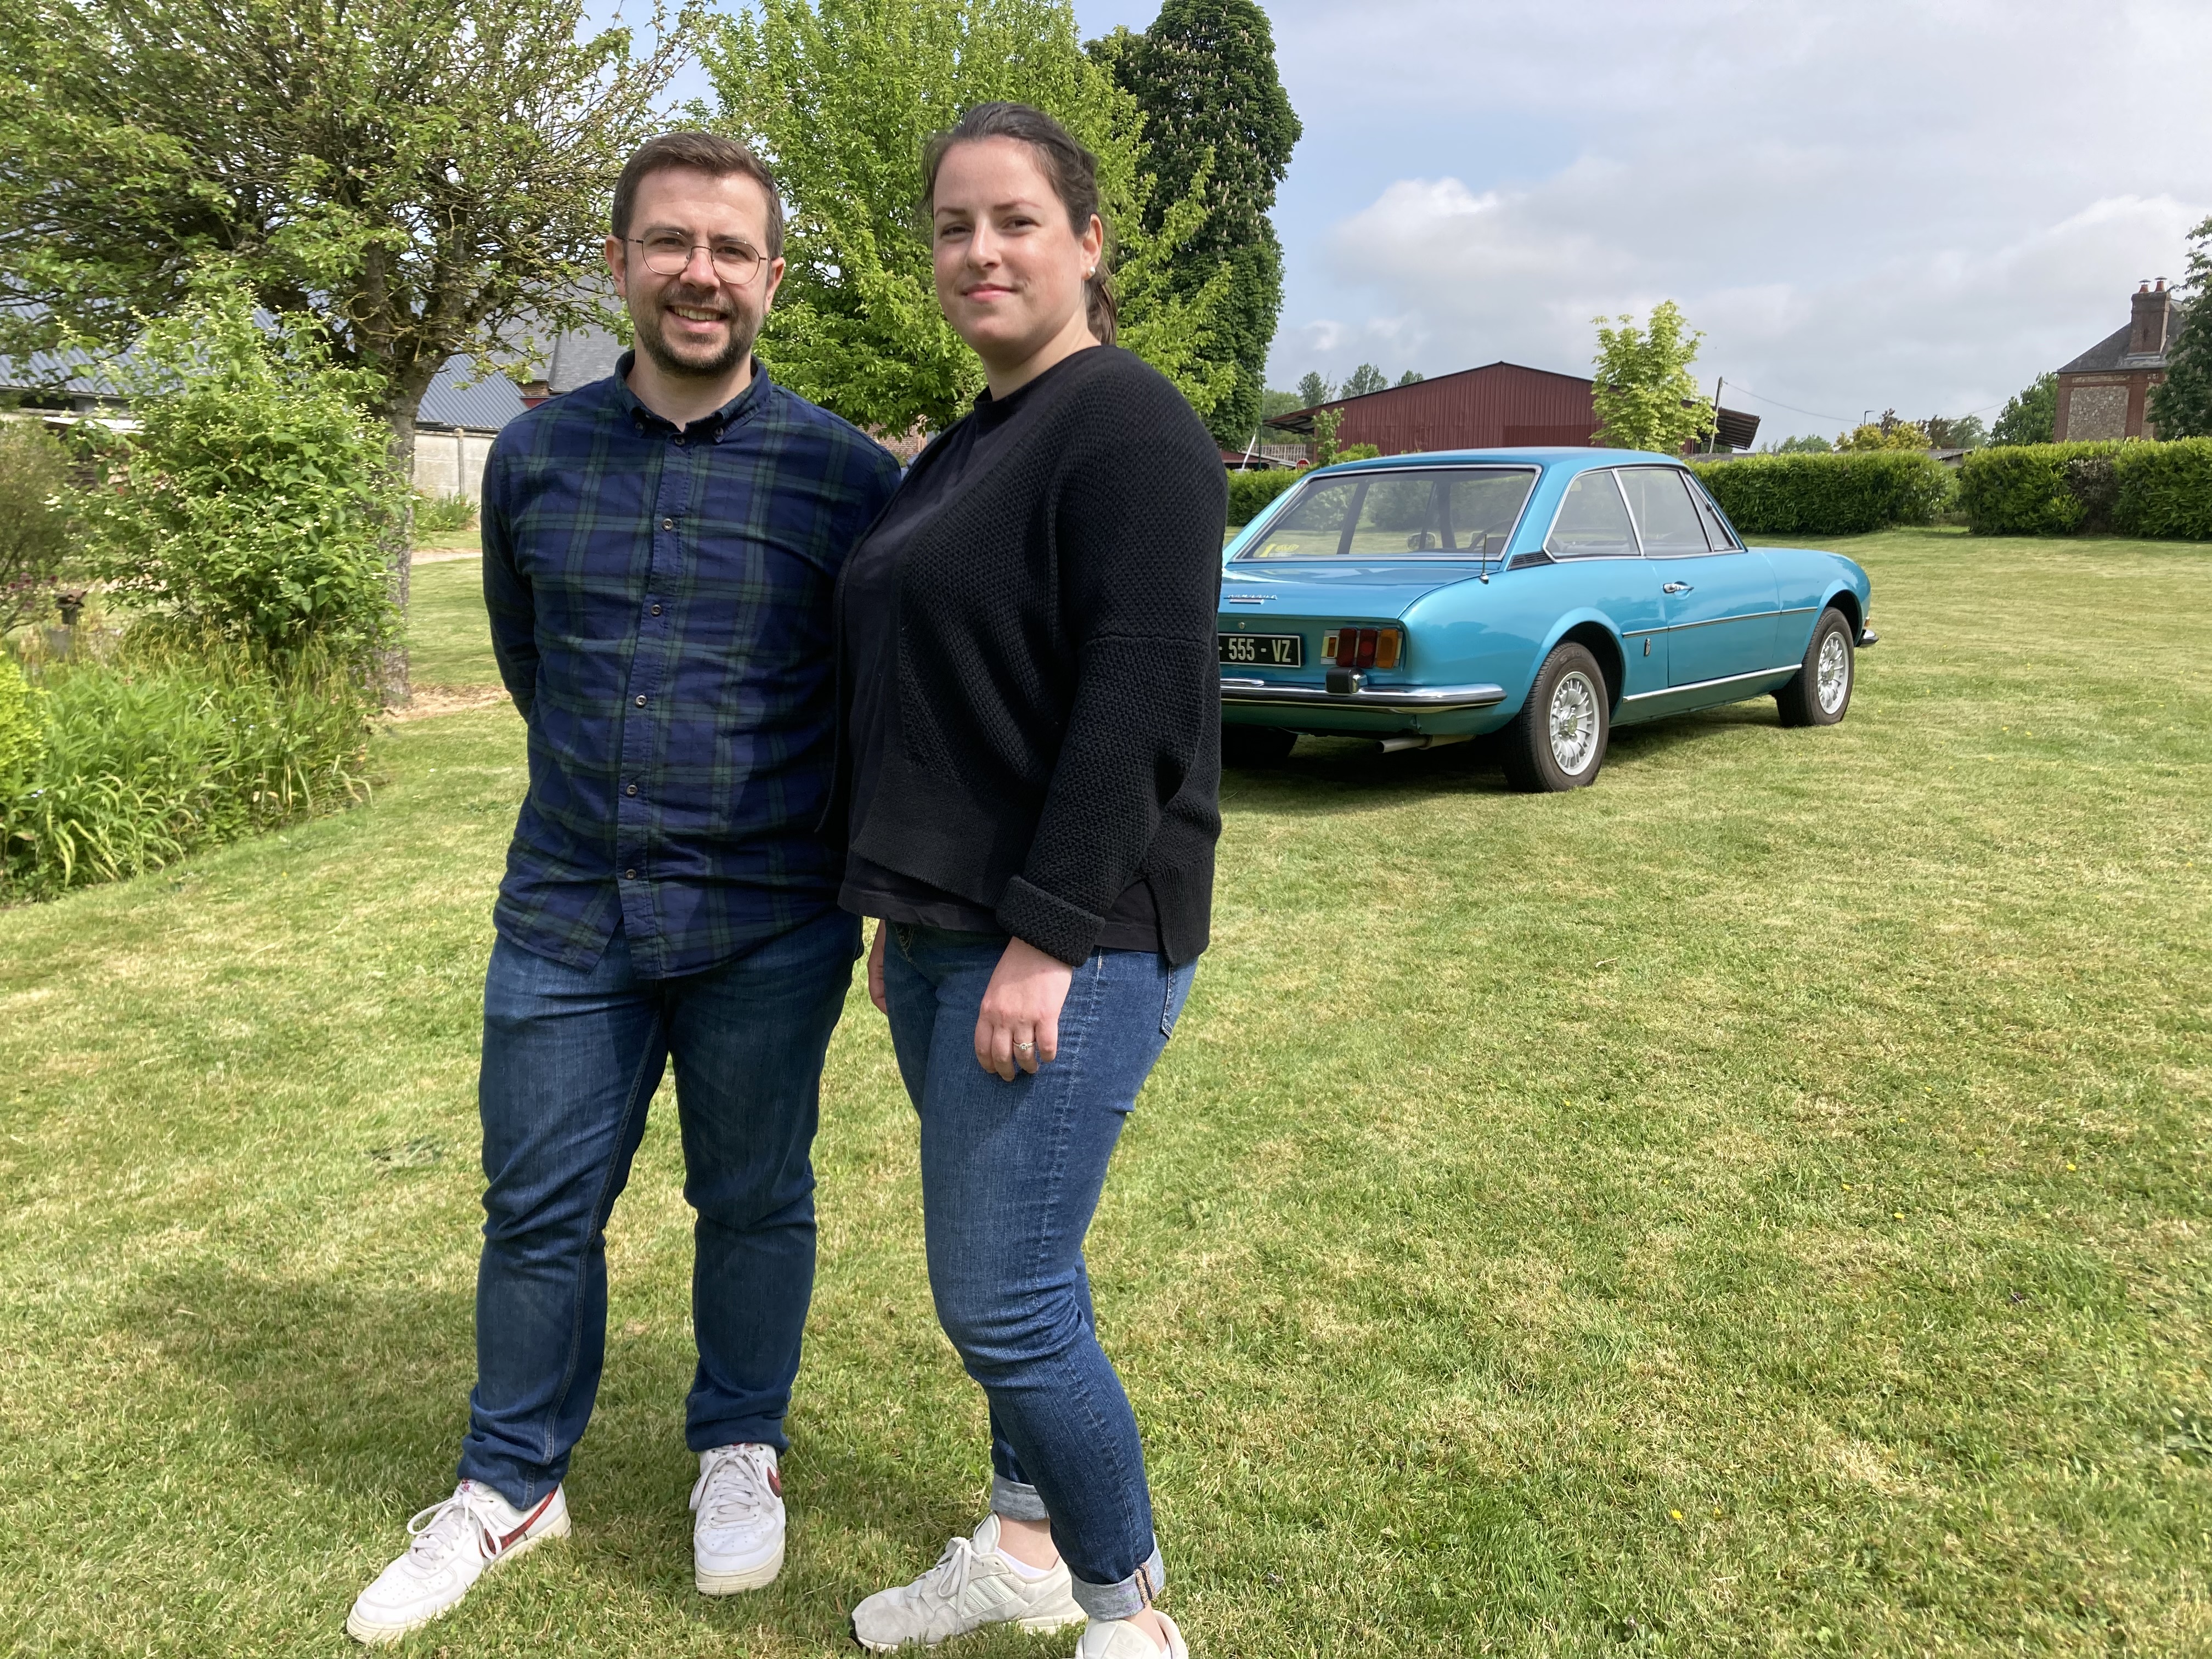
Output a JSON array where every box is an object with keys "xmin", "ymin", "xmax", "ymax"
[
  {"xmin": 1544, "ymin": 469, "xmax": 1640, "ymax": 558},
  {"xmin": 1617, "ymin": 467, "xmax": 1713, "ymax": 556},
  {"xmin": 1684, "ymin": 474, "xmax": 1741, "ymax": 550}
]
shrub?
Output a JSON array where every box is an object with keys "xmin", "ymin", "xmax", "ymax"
[
  {"xmin": 2113, "ymin": 439, "xmax": 2212, "ymax": 540},
  {"xmin": 414, "ymin": 491, "xmax": 478, "ymax": 534},
  {"xmin": 1689, "ymin": 451, "xmax": 1952, "ymax": 537},
  {"xmin": 0, "ymin": 420, "xmax": 73, "ymax": 630},
  {"xmin": 0, "ymin": 641, "xmax": 371, "ymax": 900},
  {"xmin": 1227, "ymin": 467, "xmax": 1302, "ymax": 527},
  {"xmin": 76, "ymin": 283, "xmax": 404, "ymax": 669}
]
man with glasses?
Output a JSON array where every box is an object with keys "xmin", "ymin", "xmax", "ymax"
[{"xmin": 346, "ymin": 133, "xmax": 901, "ymax": 1645}]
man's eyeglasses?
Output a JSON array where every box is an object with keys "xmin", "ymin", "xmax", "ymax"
[{"xmin": 627, "ymin": 234, "xmax": 766, "ymax": 285}]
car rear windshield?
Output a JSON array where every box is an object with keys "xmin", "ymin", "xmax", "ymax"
[{"xmin": 1237, "ymin": 466, "xmax": 1539, "ymax": 560}]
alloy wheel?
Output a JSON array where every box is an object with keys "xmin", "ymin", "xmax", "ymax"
[
  {"xmin": 1816, "ymin": 630, "xmax": 1850, "ymax": 714},
  {"xmin": 1549, "ymin": 670, "xmax": 1600, "ymax": 775}
]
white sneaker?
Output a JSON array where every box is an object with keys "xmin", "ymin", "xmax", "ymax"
[
  {"xmin": 1077, "ymin": 1611, "xmax": 1188, "ymax": 1658},
  {"xmin": 850, "ymin": 1514, "xmax": 1086, "ymax": 1650},
  {"xmin": 691, "ymin": 1442, "xmax": 787, "ymax": 1593},
  {"xmin": 345, "ymin": 1480, "xmax": 569, "ymax": 1645}
]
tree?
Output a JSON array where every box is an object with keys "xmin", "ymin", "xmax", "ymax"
[
  {"xmin": 1837, "ymin": 410, "xmax": 1929, "ymax": 452},
  {"xmin": 1341, "ymin": 362, "xmax": 1388, "ymax": 398},
  {"xmin": 2149, "ymin": 216, "xmax": 2212, "ymax": 439},
  {"xmin": 1257, "ymin": 387, "xmax": 1302, "ymax": 421},
  {"xmin": 1, "ymin": 0, "xmax": 690, "ymax": 697},
  {"xmin": 1765, "ymin": 433, "xmax": 1832, "ymax": 454},
  {"xmin": 1295, "ymin": 371, "xmax": 1333, "ymax": 408},
  {"xmin": 1590, "ymin": 301, "xmax": 1712, "ymax": 454},
  {"xmin": 1310, "ymin": 407, "xmax": 1341, "ymax": 466},
  {"xmin": 1991, "ymin": 372, "xmax": 2057, "ymax": 446},
  {"xmin": 707, "ymin": 0, "xmax": 1234, "ymax": 437},
  {"xmin": 1923, "ymin": 414, "xmax": 1987, "ymax": 450},
  {"xmin": 1091, "ymin": 0, "xmax": 1300, "ymax": 447},
  {"xmin": 1396, "ymin": 369, "xmax": 1425, "ymax": 386}
]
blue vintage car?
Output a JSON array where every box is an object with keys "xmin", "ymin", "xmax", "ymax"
[{"xmin": 1217, "ymin": 448, "xmax": 1876, "ymax": 789}]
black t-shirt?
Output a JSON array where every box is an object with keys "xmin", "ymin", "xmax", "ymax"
[{"xmin": 837, "ymin": 356, "xmax": 1164, "ymax": 952}]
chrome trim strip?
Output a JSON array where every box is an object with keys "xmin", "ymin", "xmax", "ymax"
[
  {"xmin": 1220, "ymin": 678, "xmax": 1508, "ymax": 711},
  {"xmin": 1621, "ymin": 664, "xmax": 1801, "ymax": 703},
  {"xmin": 1626, "ymin": 609, "xmax": 1792, "ymax": 638}
]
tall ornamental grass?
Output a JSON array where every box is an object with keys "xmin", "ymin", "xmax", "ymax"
[{"xmin": 1, "ymin": 642, "xmax": 371, "ymax": 901}]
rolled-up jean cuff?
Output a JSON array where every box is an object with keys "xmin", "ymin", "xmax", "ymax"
[
  {"xmin": 1069, "ymin": 1543, "xmax": 1167, "ymax": 1621},
  {"xmin": 990, "ymin": 1474, "xmax": 1051, "ymax": 1522}
]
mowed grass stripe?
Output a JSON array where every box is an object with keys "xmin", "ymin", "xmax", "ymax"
[{"xmin": 1, "ymin": 527, "xmax": 2208, "ymax": 1655}]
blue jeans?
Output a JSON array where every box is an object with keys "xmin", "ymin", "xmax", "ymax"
[
  {"xmin": 458, "ymin": 907, "xmax": 860, "ymax": 1508},
  {"xmin": 882, "ymin": 924, "xmax": 1197, "ymax": 1621}
]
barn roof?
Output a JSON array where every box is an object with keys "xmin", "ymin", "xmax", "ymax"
[{"xmin": 1265, "ymin": 359, "xmax": 1595, "ymax": 435}]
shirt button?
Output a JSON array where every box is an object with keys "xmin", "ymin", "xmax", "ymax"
[
  {"xmin": 661, "ymin": 517, "xmax": 675, "ymax": 530},
  {"xmin": 625, "ymin": 868, "xmax": 637, "ymax": 880},
  {"xmin": 625, "ymin": 783, "xmax": 637, "ymax": 795},
  {"xmin": 674, "ymin": 436, "xmax": 686, "ymax": 447},
  {"xmin": 635, "ymin": 695, "xmax": 647, "ymax": 706},
  {"xmin": 650, "ymin": 604, "xmax": 662, "ymax": 616}
]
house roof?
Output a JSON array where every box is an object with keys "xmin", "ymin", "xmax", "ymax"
[
  {"xmin": 2058, "ymin": 313, "xmax": 2176, "ymax": 376},
  {"xmin": 2058, "ymin": 322, "xmax": 2142, "ymax": 375}
]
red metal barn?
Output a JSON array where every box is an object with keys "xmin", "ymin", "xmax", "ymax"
[
  {"xmin": 1266, "ymin": 361, "xmax": 1599, "ymax": 458},
  {"xmin": 1263, "ymin": 361, "xmax": 1759, "ymax": 459}
]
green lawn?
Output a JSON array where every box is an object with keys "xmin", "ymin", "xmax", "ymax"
[
  {"xmin": 3, "ymin": 527, "xmax": 2209, "ymax": 1656},
  {"xmin": 405, "ymin": 553, "xmax": 499, "ymax": 690}
]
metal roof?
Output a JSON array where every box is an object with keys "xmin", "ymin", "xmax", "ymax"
[{"xmin": 417, "ymin": 359, "xmax": 526, "ymax": 431}]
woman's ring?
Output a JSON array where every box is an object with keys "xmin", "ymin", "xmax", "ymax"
[{"xmin": 1013, "ymin": 1040, "xmax": 1036, "ymax": 1052}]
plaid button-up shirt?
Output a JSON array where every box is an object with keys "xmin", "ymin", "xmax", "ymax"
[{"xmin": 481, "ymin": 354, "xmax": 901, "ymax": 979}]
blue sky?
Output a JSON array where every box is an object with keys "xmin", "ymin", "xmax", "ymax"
[{"xmin": 668, "ymin": 1, "xmax": 2212, "ymax": 442}]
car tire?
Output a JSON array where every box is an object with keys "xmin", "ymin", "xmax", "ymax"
[
  {"xmin": 1501, "ymin": 642, "xmax": 1609, "ymax": 792},
  {"xmin": 1775, "ymin": 606, "xmax": 1854, "ymax": 728},
  {"xmin": 1222, "ymin": 724, "xmax": 1297, "ymax": 767}
]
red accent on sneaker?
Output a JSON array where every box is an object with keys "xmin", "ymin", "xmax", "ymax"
[
  {"xmin": 768, "ymin": 1467, "xmax": 783, "ymax": 1498},
  {"xmin": 495, "ymin": 1492, "xmax": 559, "ymax": 1554}
]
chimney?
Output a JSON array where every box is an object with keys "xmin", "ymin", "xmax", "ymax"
[
  {"xmin": 2129, "ymin": 279, "xmax": 2172, "ymax": 358},
  {"xmin": 520, "ymin": 379, "xmax": 552, "ymax": 409}
]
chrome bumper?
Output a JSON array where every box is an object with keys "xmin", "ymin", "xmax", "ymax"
[{"xmin": 1220, "ymin": 676, "xmax": 1508, "ymax": 712}]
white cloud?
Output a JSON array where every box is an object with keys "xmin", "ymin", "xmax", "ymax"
[{"xmin": 1261, "ymin": 0, "xmax": 2212, "ymax": 436}]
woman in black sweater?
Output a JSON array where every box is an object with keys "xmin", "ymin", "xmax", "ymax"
[{"xmin": 837, "ymin": 105, "xmax": 1224, "ymax": 1659}]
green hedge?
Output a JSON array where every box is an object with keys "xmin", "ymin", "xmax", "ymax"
[
  {"xmin": 2115, "ymin": 441, "xmax": 2212, "ymax": 539},
  {"xmin": 1955, "ymin": 439, "xmax": 2212, "ymax": 538},
  {"xmin": 1955, "ymin": 442, "xmax": 2120, "ymax": 534},
  {"xmin": 1227, "ymin": 468, "xmax": 1302, "ymax": 527},
  {"xmin": 1688, "ymin": 452, "xmax": 1952, "ymax": 537}
]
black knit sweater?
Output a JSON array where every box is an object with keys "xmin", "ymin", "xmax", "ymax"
[{"xmin": 831, "ymin": 345, "xmax": 1227, "ymax": 966}]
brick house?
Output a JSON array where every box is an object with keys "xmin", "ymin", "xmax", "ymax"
[{"xmin": 2053, "ymin": 280, "xmax": 2175, "ymax": 440}]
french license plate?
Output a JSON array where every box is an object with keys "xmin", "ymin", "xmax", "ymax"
[{"xmin": 1218, "ymin": 632, "xmax": 1302, "ymax": 668}]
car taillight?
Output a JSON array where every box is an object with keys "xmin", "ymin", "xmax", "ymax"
[{"xmin": 1325, "ymin": 626, "xmax": 1401, "ymax": 669}]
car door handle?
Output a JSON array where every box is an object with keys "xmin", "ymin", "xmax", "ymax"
[{"xmin": 1662, "ymin": 581, "xmax": 1694, "ymax": 594}]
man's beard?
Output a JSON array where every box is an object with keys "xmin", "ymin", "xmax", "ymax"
[{"xmin": 633, "ymin": 286, "xmax": 760, "ymax": 380}]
